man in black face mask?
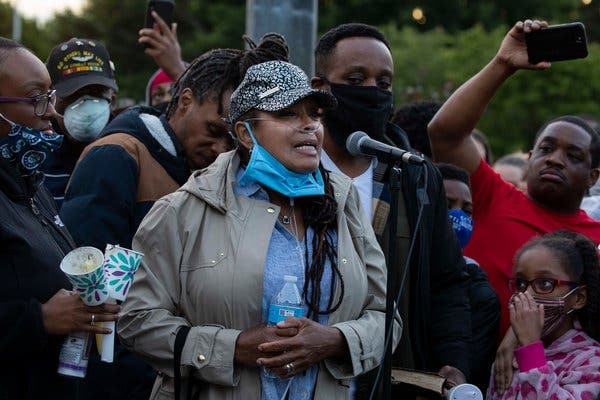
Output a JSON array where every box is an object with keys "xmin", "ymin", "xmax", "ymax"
[{"xmin": 312, "ymin": 23, "xmax": 472, "ymax": 399}]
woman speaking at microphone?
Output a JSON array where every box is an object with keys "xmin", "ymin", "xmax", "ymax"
[{"xmin": 118, "ymin": 60, "xmax": 399, "ymax": 400}]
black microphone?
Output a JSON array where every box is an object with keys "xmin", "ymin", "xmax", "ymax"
[{"xmin": 346, "ymin": 131, "xmax": 425, "ymax": 164}]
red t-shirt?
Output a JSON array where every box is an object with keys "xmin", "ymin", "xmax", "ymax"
[{"xmin": 464, "ymin": 160, "xmax": 600, "ymax": 335}]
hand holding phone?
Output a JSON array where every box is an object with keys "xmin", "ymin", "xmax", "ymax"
[
  {"xmin": 145, "ymin": 0, "xmax": 174, "ymax": 30},
  {"xmin": 526, "ymin": 22, "xmax": 588, "ymax": 64},
  {"xmin": 139, "ymin": 0, "xmax": 185, "ymax": 80}
]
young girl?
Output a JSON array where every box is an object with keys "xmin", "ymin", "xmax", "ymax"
[{"xmin": 488, "ymin": 230, "xmax": 600, "ymax": 399}]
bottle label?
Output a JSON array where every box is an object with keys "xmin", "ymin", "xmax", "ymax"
[
  {"xmin": 268, "ymin": 304, "xmax": 305, "ymax": 324},
  {"xmin": 57, "ymin": 331, "xmax": 91, "ymax": 378}
]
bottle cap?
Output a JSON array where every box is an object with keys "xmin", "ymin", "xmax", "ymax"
[{"xmin": 283, "ymin": 275, "xmax": 298, "ymax": 282}]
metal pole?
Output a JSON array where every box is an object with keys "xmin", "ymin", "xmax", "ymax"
[
  {"xmin": 381, "ymin": 166, "xmax": 402, "ymax": 400},
  {"xmin": 246, "ymin": 0, "xmax": 318, "ymax": 76},
  {"xmin": 12, "ymin": 5, "xmax": 22, "ymax": 43}
]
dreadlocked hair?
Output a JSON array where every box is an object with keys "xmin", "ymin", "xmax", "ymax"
[
  {"xmin": 516, "ymin": 230, "xmax": 600, "ymax": 341},
  {"xmin": 298, "ymin": 166, "xmax": 344, "ymax": 320},
  {"xmin": 165, "ymin": 33, "xmax": 289, "ymax": 119},
  {"xmin": 239, "ymin": 33, "xmax": 289, "ymax": 77}
]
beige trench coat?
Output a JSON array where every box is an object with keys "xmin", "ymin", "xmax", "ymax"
[{"xmin": 118, "ymin": 150, "xmax": 401, "ymax": 400}]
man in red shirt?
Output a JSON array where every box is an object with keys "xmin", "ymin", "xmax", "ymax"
[{"xmin": 428, "ymin": 19, "xmax": 600, "ymax": 339}]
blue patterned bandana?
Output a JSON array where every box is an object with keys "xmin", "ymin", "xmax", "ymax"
[{"xmin": 0, "ymin": 114, "xmax": 63, "ymax": 175}]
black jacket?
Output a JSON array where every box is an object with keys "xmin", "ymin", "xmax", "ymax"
[
  {"xmin": 356, "ymin": 124, "xmax": 471, "ymax": 399},
  {"xmin": 387, "ymin": 125, "xmax": 471, "ymax": 376},
  {"xmin": 0, "ymin": 158, "xmax": 77, "ymax": 399}
]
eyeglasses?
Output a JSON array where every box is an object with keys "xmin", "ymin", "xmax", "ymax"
[
  {"xmin": 508, "ymin": 277, "xmax": 579, "ymax": 295},
  {"xmin": 0, "ymin": 89, "xmax": 57, "ymax": 117}
]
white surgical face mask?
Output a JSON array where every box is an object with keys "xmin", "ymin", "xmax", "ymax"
[{"xmin": 63, "ymin": 95, "xmax": 110, "ymax": 142}]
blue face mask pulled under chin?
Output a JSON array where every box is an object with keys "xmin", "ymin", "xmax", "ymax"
[
  {"xmin": 238, "ymin": 122, "xmax": 324, "ymax": 198},
  {"xmin": 448, "ymin": 208, "xmax": 473, "ymax": 249},
  {"xmin": 0, "ymin": 113, "xmax": 63, "ymax": 175}
]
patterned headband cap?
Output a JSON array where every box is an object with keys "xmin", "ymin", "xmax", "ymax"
[{"xmin": 228, "ymin": 60, "xmax": 337, "ymax": 123}]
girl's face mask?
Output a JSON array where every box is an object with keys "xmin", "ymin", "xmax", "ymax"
[
  {"xmin": 533, "ymin": 286, "xmax": 581, "ymax": 338},
  {"xmin": 0, "ymin": 113, "xmax": 62, "ymax": 175}
]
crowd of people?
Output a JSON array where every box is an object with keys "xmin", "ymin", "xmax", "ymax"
[{"xmin": 1, "ymin": 11, "xmax": 599, "ymax": 400}]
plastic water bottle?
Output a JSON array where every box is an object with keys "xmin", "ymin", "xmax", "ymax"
[
  {"xmin": 263, "ymin": 275, "xmax": 305, "ymax": 379},
  {"xmin": 268, "ymin": 275, "xmax": 305, "ymax": 326}
]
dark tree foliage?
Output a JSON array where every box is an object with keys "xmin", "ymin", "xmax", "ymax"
[{"xmin": 0, "ymin": 0, "xmax": 597, "ymax": 156}]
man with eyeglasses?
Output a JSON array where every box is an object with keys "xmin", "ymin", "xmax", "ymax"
[{"xmin": 41, "ymin": 38, "xmax": 118, "ymax": 209}]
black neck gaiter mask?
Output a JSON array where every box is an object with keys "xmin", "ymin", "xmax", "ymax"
[{"xmin": 322, "ymin": 79, "xmax": 394, "ymax": 151}]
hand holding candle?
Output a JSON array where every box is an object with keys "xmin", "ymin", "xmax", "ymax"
[{"xmin": 60, "ymin": 245, "xmax": 143, "ymax": 364}]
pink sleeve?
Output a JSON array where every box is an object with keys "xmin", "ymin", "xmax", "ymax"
[
  {"xmin": 514, "ymin": 345, "xmax": 600, "ymax": 399},
  {"xmin": 515, "ymin": 341, "xmax": 546, "ymax": 372}
]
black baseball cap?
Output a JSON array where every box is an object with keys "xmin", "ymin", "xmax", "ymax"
[{"xmin": 46, "ymin": 38, "xmax": 118, "ymax": 98}]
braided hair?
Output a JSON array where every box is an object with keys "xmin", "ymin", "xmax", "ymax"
[
  {"xmin": 165, "ymin": 33, "xmax": 289, "ymax": 119},
  {"xmin": 299, "ymin": 168, "xmax": 343, "ymax": 320},
  {"xmin": 516, "ymin": 230, "xmax": 600, "ymax": 341}
]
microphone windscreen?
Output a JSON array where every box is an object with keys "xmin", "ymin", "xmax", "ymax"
[{"xmin": 346, "ymin": 131, "xmax": 368, "ymax": 157}]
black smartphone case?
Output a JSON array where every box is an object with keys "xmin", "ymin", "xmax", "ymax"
[
  {"xmin": 145, "ymin": 0, "xmax": 175, "ymax": 30},
  {"xmin": 525, "ymin": 22, "xmax": 588, "ymax": 64}
]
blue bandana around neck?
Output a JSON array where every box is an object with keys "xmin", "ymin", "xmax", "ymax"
[
  {"xmin": 448, "ymin": 208, "xmax": 473, "ymax": 249},
  {"xmin": 238, "ymin": 122, "xmax": 324, "ymax": 198},
  {"xmin": 0, "ymin": 113, "xmax": 63, "ymax": 175}
]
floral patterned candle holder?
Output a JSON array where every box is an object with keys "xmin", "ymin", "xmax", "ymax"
[
  {"xmin": 97, "ymin": 244, "xmax": 144, "ymax": 363},
  {"xmin": 104, "ymin": 244, "xmax": 144, "ymax": 300},
  {"xmin": 60, "ymin": 247, "xmax": 108, "ymax": 306}
]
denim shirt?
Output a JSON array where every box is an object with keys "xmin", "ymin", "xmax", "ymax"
[{"xmin": 234, "ymin": 169, "xmax": 337, "ymax": 400}]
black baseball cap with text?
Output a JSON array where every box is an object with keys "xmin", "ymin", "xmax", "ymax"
[{"xmin": 46, "ymin": 38, "xmax": 118, "ymax": 98}]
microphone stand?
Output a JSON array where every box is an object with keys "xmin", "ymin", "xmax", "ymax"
[{"xmin": 381, "ymin": 164, "xmax": 402, "ymax": 400}]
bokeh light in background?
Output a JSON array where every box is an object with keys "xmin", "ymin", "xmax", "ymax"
[{"xmin": 412, "ymin": 7, "xmax": 426, "ymax": 25}]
